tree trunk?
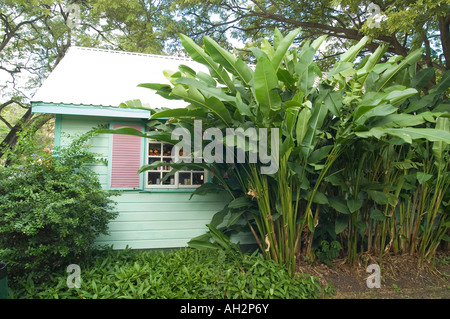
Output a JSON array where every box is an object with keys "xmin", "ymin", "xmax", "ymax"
[{"xmin": 439, "ymin": 14, "xmax": 450, "ymax": 70}]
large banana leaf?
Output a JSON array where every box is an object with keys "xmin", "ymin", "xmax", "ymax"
[
  {"xmin": 300, "ymin": 89, "xmax": 330, "ymax": 158},
  {"xmin": 149, "ymin": 107, "xmax": 208, "ymax": 120},
  {"xmin": 96, "ymin": 127, "xmax": 175, "ymax": 144},
  {"xmin": 180, "ymin": 33, "xmax": 236, "ymax": 93},
  {"xmin": 356, "ymin": 127, "xmax": 450, "ymax": 144},
  {"xmin": 295, "ymin": 107, "xmax": 311, "ymax": 146},
  {"xmin": 432, "ymin": 117, "xmax": 449, "ymax": 170},
  {"xmin": 169, "ymin": 84, "xmax": 233, "ymax": 125},
  {"xmin": 204, "ymin": 36, "xmax": 253, "ymax": 86},
  {"xmin": 375, "ymin": 48, "xmax": 423, "ymax": 91},
  {"xmin": 254, "ymin": 56, "xmax": 281, "ymax": 118},
  {"xmin": 271, "ymin": 27, "xmax": 301, "ymax": 72}
]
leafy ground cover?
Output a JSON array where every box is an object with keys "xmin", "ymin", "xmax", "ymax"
[
  {"xmin": 8, "ymin": 247, "xmax": 449, "ymax": 299},
  {"xmin": 9, "ymin": 247, "xmax": 333, "ymax": 299}
]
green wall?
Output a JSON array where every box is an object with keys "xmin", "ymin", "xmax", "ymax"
[{"xmin": 58, "ymin": 115, "xmax": 253, "ymax": 249}]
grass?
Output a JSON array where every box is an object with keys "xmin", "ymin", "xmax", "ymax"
[{"xmin": 9, "ymin": 247, "xmax": 333, "ymax": 299}]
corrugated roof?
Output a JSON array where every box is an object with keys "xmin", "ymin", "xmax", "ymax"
[{"xmin": 31, "ymin": 46, "xmax": 207, "ymax": 109}]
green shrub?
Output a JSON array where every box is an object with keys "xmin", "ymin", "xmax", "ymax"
[
  {"xmin": 0, "ymin": 130, "xmax": 118, "ymax": 281},
  {"xmin": 10, "ymin": 248, "xmax": 332, "ymax": 299},
  {"xmin": 316, "ymin": 240, "xmax": 342, "ymax": 267}
]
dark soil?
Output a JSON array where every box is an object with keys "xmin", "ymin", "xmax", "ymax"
[{"xmin": 296, "ymin": 251, "xmax": 450, "ymax": 299}]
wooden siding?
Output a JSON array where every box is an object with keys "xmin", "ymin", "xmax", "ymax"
[{"xmin": 58, "ymin": 115, "xmax": 253, "ymax": 250}]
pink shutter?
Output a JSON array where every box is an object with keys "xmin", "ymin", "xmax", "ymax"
[{"xmin": 110, "ymin": 124, "xmax": 143, "ymax": 188}]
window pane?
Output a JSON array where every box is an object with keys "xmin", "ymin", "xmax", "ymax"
[
  {"xmin": 148, "ymin": 143, "xmax": 161, "ymax": 156},
  {"xmin": 192, "ymin": 172, "xmax": 204, "ymax": 185},
  {"xmin": 162, "ymin": 172, "xmax": 175, "ymax": 185},
  {"xmin": 148, "ymin": 172, "xmax": 160, "ymax": 185},
  {"xmin": 179, "ymin": 172, "xmax": 191, "ymax": 186},
  {"xmin": 163, "ymin": 144, "xmax": 172, "ymax": 157},
  {"xmin": 161, "ymin": 157, "xmax": 171, "ymax": 171}
]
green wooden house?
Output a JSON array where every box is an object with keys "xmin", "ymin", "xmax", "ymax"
[{"xmin": 31, "ymin": 46, "xmax": 251, "ymax": 250}]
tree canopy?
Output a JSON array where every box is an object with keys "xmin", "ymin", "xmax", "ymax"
[
  {"xmin": 1, "ymin": 0, "xmax": 448, "ymax": 160},
  {"xmin": 171, "ymin": 0, "xmax": 449, "ymax": 71},
  {"xmin": 0, "ymin": 0, "xmax": 187, "ymax": 159}
]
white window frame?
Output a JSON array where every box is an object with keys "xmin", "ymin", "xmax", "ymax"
[{"xmin": 145, "ymin": 139, "xmax": 206, "ymax": 189}]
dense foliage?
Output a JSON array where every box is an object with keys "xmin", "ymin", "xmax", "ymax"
[
  {"xmin": 9, "ymin": 248, "xmax": 331, "ymax": 299},
  {"xmin": 109, "ymin": 29, "xmax": 450, "ymax": 274},
  {"xmin": 0, "ymin": 130, "xmax": 118, "ymax": 281}
]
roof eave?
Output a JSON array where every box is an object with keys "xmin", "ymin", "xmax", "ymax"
[{"xmin": 31, "ymin": 101, "xmax": 151, "ymax": 119}]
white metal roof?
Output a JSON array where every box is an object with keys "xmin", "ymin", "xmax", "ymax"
[{"xmin": 31, "ymin": 46, "xmax": 207, "ymax": 109}]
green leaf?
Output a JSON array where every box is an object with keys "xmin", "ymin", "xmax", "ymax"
[
  {"xmin": 311, "ymin": 35, "xmax": 327, "ymax": 51},
  {"xmin": 261, "ymin": 38, "xmax": 275, "ymax": 59},
  {"xmin": 411, "ymin": 68, "xmax": 435, "ymax": 90},
  {"xmin": 384, "ymin": 128, "xmax": 450, "ymax": 144},
  {"xmin": 360, "ymin": 44, "xmax": 388, "ymax": 73},
  {"xmin": 347, "ymin": 199, "xmax": 362, "ymax": 213},
  {"xmin": 295, "ymin": 45, "xmax": 316, "ymax": 78},
  {"xmin": 277, "ymin": 69, "xmax": 296, "ymax": 90},
  {"xmin": 301, "ymin": 90, "xmax": 329, "ymax": 158},
  {"xmin": 96, "ymin": 127, "xmax": 176, "ymax": 145},
  {"xmin": 118, "ymin": 99, "xmax": 148, "ymax": 109},
  {"xmin": 138, "ymin": 162, "xmax": 210, "ymax": 174},
  {"xmin": 403, "ymin": 94, "xmax": 436, "ymax": 114},
  {"xmin": 206, "ymin": 224, "xmax": 233, "ymax": 250},
  {"xmin": 383, "ymin": 88, "xmax": 418, "ymax": 105},
  {"xmin": 355, "ymin": 103, "xmax": 397, "ymax": 125},
  {"xmin": 340, "ymin": 36, "xmax": 370, "ymax": 63},
  {"xmin": 271, "ymin": 27, "xmax": 301, "ymax": 72},
  {"xmin": 307, "ymin": 214, "xmax": 315, "ymax": 232},
  {"xmin": 227, "ymin": 210, "xmax": 245, "ymax": 227},
  {"xmin": 432, "ymin": 117, "xmax": 450, "ymax": 170},
  {"xmin": 179, "ymin": 33, "xmax": 236, "ymax": 93},
  {"xmin": 329, "ymin": 197, "xmax": 350, "ymax": 214},
  {"xmin": 179, "ymin": 64, "xmax": 197, "ymax": 77},
  {"xmin": 96, "ymin": 127, "xmax": 146, "ymax": 138},
  {"xmin": 370, "ymin": 209, "xmax": 386, "ymax": 221},
  {"xmin": 204, "ymin": 36, "xmax": 253, "ymax": 86},
  {"xmin": 138, "ymin": 83, "xmax": 172, "ymax": 91},
  {"xmin": 295, "ymin": 107, "xmax": 311, "ymax": 146},
  {"xmin": 169, "ymin": 84, "xmax": 232, "ymax": 125},
  {"xmin": 150, "ymin": 107, "xmax": 207, "ymax": 120},
  {"xmin": 197, "ymin": 71, "xmax": 217, "ymax": 87},
  {"xmin": 376, "ymin": 48, "xmax": 424, "ymax": 91},
  {"xmin": 308, "ymin": 145, "xmax": 333, "ymax": 164},
  {"xmin": 210, "ymin": 205, "xmax": 230, "ymax": 228},
  {"xmin": 324, "ymin": 91, "xmax": 342, "ymax": 117},
  {"xmin": 228, "ymin": 196, "xmax": 253, "ymax": 209},
  {"xmin": 367, "ymin": 190, "xmax": 388, "ymax": 205},
  {"xmin": 429, "ymin": 69, "xmax": 450, "ymax": 94},
  {"xmin": 188, "ymin": 237, "xmax": 220, "ymax": 250},
  {"xmin": 254, "ymin": 56, "xmax": 281, "ymax": 117},
  {"xmin": 175, "ymin": 77, "xmax": 236, "ymax": 102},
  {"xmin": 273, "ymin": 27, "xmax": 283, "ymax": 50},
  {"xmin": 189, "ymin": 182, "xmax": 227, "ymax": 199},
  {"xmin": 416, "ymin": 172, "xmax": 433, "ymax": 184},
  {"xmin": 372, "ymin": 113, "xmax": 426, "ymax": 128},
  {"xmin": 205, "ymin": 96, "xmax": 233, "ymax": 125},
  {"xmin": 335, "ymin": 215, "xmax": 348, "ymax": 234},
  {"xmin": 235, "ymin": 92, "xmax": 253, "ymax": 118},
  {"xmin": 312, "ymin": 191, "xmax": 329, "ymax": 204}
]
